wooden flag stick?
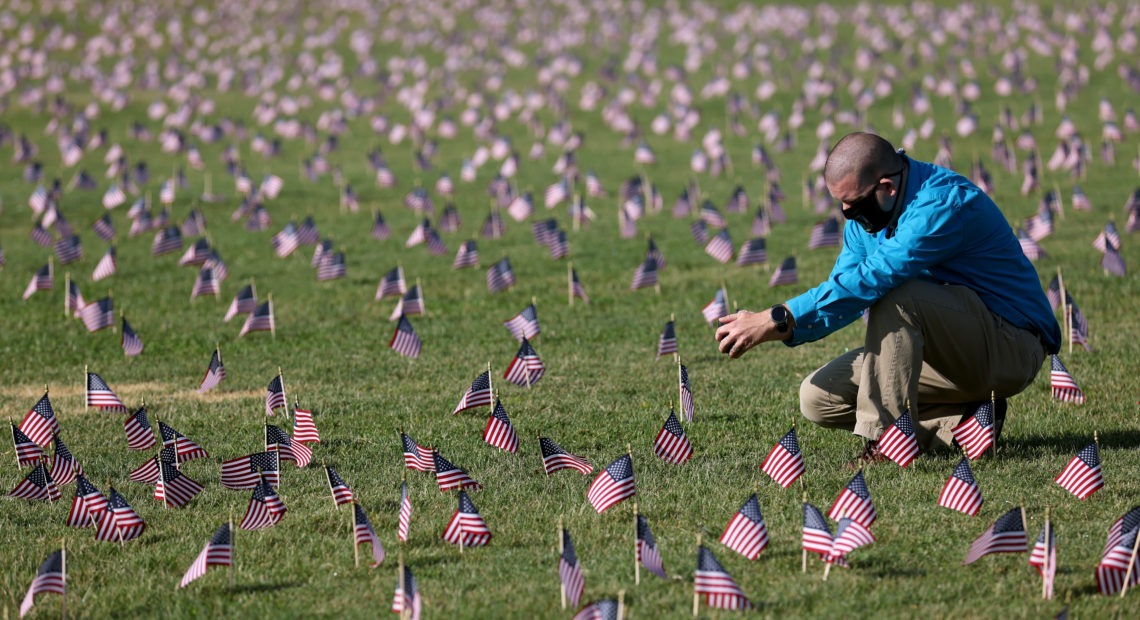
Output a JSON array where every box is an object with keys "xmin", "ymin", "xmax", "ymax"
[
  {"xmin": 676, "ymin": 355, "xmax": 684, "ymax": 422},
  {"xmin": 634, "ymin": 498, "xmax": 641, "ymax": 586},
  {"xmin": 559, "ymin": 516, "xmax": 566, "ymax": 609},
  {"xmin": 618, "ymin": 589, "xmax": 626, "ymax": 620},
  {"xmin": 1020, "ymin": 501, "xmax": 1030, "ymax": 554},
  {"xmin": 9, "ymin": 418, "xmax": 19, "ymax": 469},
  {"xmin": 64, "ymin": 272, "xmax": 69, "ymax": 318},
  {"xmin": 83, "ymin": 365, "xmax": 88, "ymax": 413},
  {"xmin": 277, "ymin": 367, "xmax": 286, "ymax": 413},
  {"xmin": 157, "ymin": 447, "xmax": 168, "ymax": 509},
  {"xmin": 1043, "ymin": 506, "xmax": 1051, "ymax": 599},
  {"xmin": 823, "ymin": 559, "xmax": 832, "ymax": 581},
  {"xmin": 693, "ymin": 533, "xmax": 702, "ymax": 617},
  {"xmin": 398, "ymin": 552, "xmax": 408, "ymax": 620},
  {"xmin": 268, "ymin": 293, "xmax": 276, "ymax": 338}
]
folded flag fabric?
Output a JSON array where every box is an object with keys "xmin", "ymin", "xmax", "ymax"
[
  {"xmin": 179, "ymin": 523, "xmax": 233, "ymax": 588},
  {"xmin": 964, "ymin": 507, "xmax": 1027, "ymax": 565},
  {"xmin": 877, "ymin": 410, "xmax": 919, "ymax": 467},
  {"xmin": 442, "ymin": 490, "xmax": 492, "ymax": 547},
  {"xmin": 19, "ymin": 550, "xmax": 65, "ymax": 619},
  {"xmin": 540, "ymin": 436, "xmax": 593, "ymax": 476},
  {"xmin": 760, "ymin": 426, "xmax": 805, "ymax": 488},
  {"xmin": 587, "ymin": 454, "xmax": 635, "ymax": 514},
  {"xmin": 694, "ymin": 545, "xmax": 751, "ymax": 610},
  {"xmin": 937, "ymin": 458, "xmax": 984, "ymax": 516},
  {"xmin": 1054, "ymin": 442, "xmax": 1104, "ymax": 500},
  {"xmin": 719, "ymin": 494, "xmax": 769, "ymax": 560}
]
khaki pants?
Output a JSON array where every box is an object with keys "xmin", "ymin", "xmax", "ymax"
[{"xmin": 799, "ymin": 280, "xmax": 1046, "ymax": 450}]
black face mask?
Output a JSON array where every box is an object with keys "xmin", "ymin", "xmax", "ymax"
[{"xmin": 841, "ymin": 167, "xmax": 905, "ymax": 234}]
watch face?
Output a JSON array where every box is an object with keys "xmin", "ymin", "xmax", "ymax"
[{"xmin": 771, "ymin": 305, "xmax": 787, "ymax": 322}]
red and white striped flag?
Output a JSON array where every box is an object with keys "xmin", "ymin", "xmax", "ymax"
[
  {"xmin": 433, "ymin": 450, "xmax": 481, "ymax": 492},
  {"xmin": 397, "ymin": 482, "xmax": 412, "ymax": 543},
  {"xmin": 503, "ymin": 338, "xmax": 545, "ymax": 386},
  {"xmin": 760, "ymin": 427, "xmax": 805, "ymax": 488},
  {"xmin": 353, "ymin": 503, "xmax": 385, "ymax": 568},
  {"xmin": 19, "ymin": 393, "xmax": 58, "ymax": 447},
  {"xmin": 827, "ymin": 518, "xmax": 876, "ymax": 565},
  {"xmin": 828, "ymin": 471, "xmax": 877, "ymax": 527},
  {"xmin": 453, "ymin": 371, "xmax": 493, "ymax": 414},
  {"xmin": 877, "ymin": 410, "xmax": 920, "ymax": 467},
  {"xmin": 540, "ymin": 437, "xmax": 593, "ymax": 476},
  {"xmin": 637, "ymin": 514, "xmax": 667, "ymax": 579},
  {"xmin": 587, "ymin": 454, "xmax": 636, "ymax": 514},
  {"xmin": 390, "ymin": 315, "xmax": 422, "ymax": 358},
  {"xmin": 719, "ymin": 494, "xmax": 769, "ymax": 560},
  {"xmin": 442, "ymin": 490, "xmax": 492, "ymax": 547},
  {"xmin": 18, "ymin": 550, "xmax": 65, "ymax": 619},
  {"xmin": 1054, "ymin": 442, "xmax": 1104, "ymax": 500},
  {"xmin": 559, "ymin": 528, "xmax": 585, "ymax": 608},
  {"xmin": 66, "ymin": 475, "xmax": 108, "ymax": 528},
  {"xmin": 964, "ymin": 507, "xmax": 1027, "ymax": 565},
  {"xmin": 937, "ymin": 458, "xmax": 984, "ymax": 516},
  {"xmin": 482, "ymin": 399, "xmax": 519, "ymax": 453},
  {"xmin": 1050, "ymin": 355, "xmax": 1084, "ymax": 404},
  {"xmin": 86, "ymin": 372, "xmax": 127, "ymax": 412},
  {"xmin": 238, "ymin": 478, "xmax": 287, "ymax": 530},
  {"xmin": 293, "ymin": 404, "xmax": 320, "ymax": 444},
  {"xmin": 123, "ymin": 406, "xmax": 157, "ymax": 450},
  {"xmin": 951, "ymin": 401, "xmax": 996, "ymax": 460},
  {"xmin": 695, "ymin": 545, "xmax": 751, "ymax": 610},
  {"xmin": 652, "ymin": 409, "xmax": 693, "ymax": 464},
  {"xmin": 179, "ymin": 523, "xmax": 233, "ymax": 588},
  {"xmin": 325, "ymin": 466, "xmax": 354, "ymax": 507}
]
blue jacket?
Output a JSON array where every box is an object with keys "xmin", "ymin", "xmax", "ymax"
[{"xmin": 785, "ymin": 156, "xmax": 1061, "ymax": 352}]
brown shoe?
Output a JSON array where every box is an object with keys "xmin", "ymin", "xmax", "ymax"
[{"xmin": 844, "ymin": 440, "xmax": 890, "ymax": 470}]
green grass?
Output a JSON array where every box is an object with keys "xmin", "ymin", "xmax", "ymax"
[{"xmin": 2, "ymin": 0, "xmax": 1139, "ymax": 618}]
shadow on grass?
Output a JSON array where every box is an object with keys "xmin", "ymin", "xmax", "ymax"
[
  {"xmin": 1003, "ymin": 429, "xmax": 1140, "ymax": 455},
  {"xmin": 229, "ymin": 580, "xmax": 305, "ymax": 594}
]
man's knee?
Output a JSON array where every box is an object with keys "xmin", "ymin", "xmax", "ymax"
[{"xmin": 799, "ymin": 371, "xmax": 833, "ymax": 426}]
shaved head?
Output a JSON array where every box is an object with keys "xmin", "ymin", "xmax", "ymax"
[{"xmin": 824, "ymin": 132, "xmax": 902, "ymax": 188}]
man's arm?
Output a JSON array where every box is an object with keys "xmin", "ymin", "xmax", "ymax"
[{"xmin": 715, "ymin": 305, "xmax": 796, "ymax": 358}]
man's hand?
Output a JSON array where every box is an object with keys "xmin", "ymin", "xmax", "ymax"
[{"xmin": 715, "ymin": 308, "xmax": 792, "ymax": 358}]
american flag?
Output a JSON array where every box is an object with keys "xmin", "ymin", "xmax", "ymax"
[
  {"xmin": 540, "ymin": 436, "xmax": 593, "ymax": 475},
  {"xmin": 937, "ymin": 458, "xmax": 984, "ymax": 516},
  {"xmin": 646, "ymin": 238, "xmax": 666, "ymax": 270},
  {"xmin": 18, "ymin": 550, "xmax": 65, "ymax": 619},
  {"xmin": 224, "ymin": 284, "xmax": 256, "ymax": 321},
  {"xmin": 123, "ymin": 406, "xmax": 156, "ymax": 450},
  {"xmin": 704, "ymin": 229, "xmax": 734, "ymax": 263},
  {"xmin": 22, "ymin": 263, "xmax": 53, "ymax": 300},
  {"xmin": 1092, "ymin": 221, "xmax": 1122, "ymax": 253},
  {"xmin": 678, "ymin": 363, "xmax": 695, "ymax": 422},
  {"xmin": 159, "ymin": 421, "xmax": 209, "ymax": 462},
  {"xmin": 402, "ymin": 433, "xmax": 435, "ymax": 472},
  {"xmin": 266, "ymin": 424, "xmax": 313, "ymax": 468},
  {"xmin": 828, "ymin": 518, "xmax": 876, "ymax": 564},
  {"xmin": 560, "ymin": 528, "xmax": 585, "ymax": 607},
  {"xmin": 389, "ymin": 285, "xmax": 425, "ymax": 320},
  {"xmin": 1102, "ymin": 242, "xmax": 1127, "ymax": 277},
  {"xmin": 238, "ymin": 477, "xmax": 287, "ymax": 530},
  {"xmin": 736, "ymin": 238, "xmax": 767, "ymax": 266},
  {"xmin": 392, "ymin": 564, "xmax": 422, "ymax": 620},
  {"xmin": 197, "ymin": 348, "xmax": 226, "ymax": 393},
  {"xmin": 95, "ymin": 487, "xmax": 145, "ymax": 542},
  {"xmin": 80, "ymin": 297, "xmax": 114, "ymax": 332},
  {"xmin": 504, "ymin": 304, "xmax": 541, "ymax": 341},
  {"xmin": 637, "ymin": 514, "xmax": 667, "ymax": 578},
  {"xmin": 453, "ymin": 371, "xmax": 493, "ymax": 414},
  {"xmin": 398, "ymin": 482, "xmax": 412, "ymax": 542},
  {"xmin": 266, "ymin": 374, "xmax": 287, "ymax": 415},
  {"xmin": 481, "ymin": 210, "xmax": 506, "ymax": 238},
  {"xmin": 700, "ymin": 287, "xmax": 727, "ymax": 325},
  {"xmin": 573, "ymin": 599, "xmax": 620, "ymax": 620},
  {"xmin": 293, "ymin": 405, "xmax": 320, "ymax": 444},
  {"xmin": 802, "ymin": 502, "xmax": 834, "ymax": 558},
  {"xmin": 433, "ymin": 450, "xmax": 481, "ymax": 492},
  {"xmin": 877, "ymin": 410, "xmax": 920, "ymax": 467},
  {"xmin": 760, "ymin": 427, "xmax": 806, "ymax": 488},
  {"xmin": 453, "ymin": 240, "xmax": 479, "ymax": 269},
  {"xmin": 1050, "ymin": 355, "xmax": 1084, "ymax": 404},
  {"xmin": 31, "ymin": 222, "xmax": 53, "ymax": 247},
  {"xmin": 121, "ymin": 317, "xmax": 144, "ymax": 356},
  {"xmin": 376, "ymin": 266, "xmax": 407, "ymax": 299},
  {"xmin": 190, "ymin": 267, "xmax": 219, "ymax": 299},
  {"xmin": 296, "ymin": 217, "xmax": 320, "ymax": 245},
  {"xmin": 656, "ymin": 320, "xmax": 677, "ymax": 360},
  {"xmin": 204, "ymin": 251, "xmax": 228, "ymax": 281},
  {"xmin": 8, "ymin": 461, "xmax": 60, "ymax": 502},
  {"xmin": 1067, "ymin": 296, "xmax": 1091, "ymax": 351},
  {"xmin": 1017, "ymin": 228, "xmax": 1046, "ymax": 261},
  {"xmin": 66, "ymin": 474, "xmax": 108, "ymax": 528},
  {"xmin": 13, "ymin": 425, "xmax": 45, "ymax": 467},
  {"xmin": 178, "ymin": 238, "xmax": 211, "ymax": 266},
  {"xmin": 652, "ymin": 409, "xmax": 693, "ymax": 464},
  {"xmin": 587, "ymin": 453, "xmax": 636, "ymax": 514},
  {"xmin": 325, "ymin": 466, "xmax": 355, "ymax": 506},
  {"xmin": 719, "ymin": 494, "xmax": 769, "ymax": 560},
  {"xmin": 159, "ymin": 179, "xmax": 175, "ymax": 204},
  {"xmin": 53, "ymin": 235, "xmax": 82, "ymax": 264},
  {"xmin": 828, "ymin": 470, "xmax": 877, "ymax": 527},
  {"xmin": 316, "ymin": 252, "xmax": 347, "ymax": 281},
  {"xmin": 20, "ymin": 393, "xmax": 58, "ymax": 446},
  {"xmin": 92, "ymin": 245, "xmax": 118, "ymax": 280},
  {"xmin": 442, "ymin": 490, "xmax": 492, "ymax": 547},
  {"xmin": 239, "ymin": 300, "xmax": 274, "ymax": 336},
  {"xmin": 179, "ymin": 523, "xmax": 233, "ymax": 588},
  {"xmin": 533, "ymin": 218, "xmax": 560, "ymax": 246},
  {"xmin": 503, "ymin": 338, "xmax": 545, "ymax": 387},
  {"xmin": 1096, "ymin": 520, "xmax": 1140, "ymax": 595},
  {"xmin": 482, "ymin": 399, "xmax": 519, "ymax": 453},
  {"xmin": 964, "ymin": 507, "xmax": 1028, "ymax": 564},
  {"xmin": 808, "ymin": 216, "xmax": 841, "ymax": 249},
  {"xmin": 103, "ymin": 183, "xmax": 126, "ymax": 209},
  {"xmin": 220, "ymin": 451, "xmax": 279, "ymax": 490},
  {"xmin": 570, "ymin": 267, "xmax": 589, "ymax": 303},
  {"xmin": 261, "ymin": 174, "xmax": 285, "ymax": 199},
  {"xmin": 93, "ymin": 215, "xmax": 116, "ymax": 242},
  {"xmin": 1029, "ymin": 523, "xmax": 1057, "ymax": 599},
  {"xmin": 952, "ymin": 401, "xmax": 996, "ymax": 460},
  {"xmin": 699, "ymin": 201, "xmax": 726, "ymax": 227},
  {"xmin": 506, "ymin": 191, "xmax": 534, "ymax": 221},
  {"xmin": 487, "ymin": 257, "xmax": 516, "ymax": 293},
  {"xmin": 768, "ymin": 256, "xmax": 798, "ymax": 287},
  {"xmin": 128, "ymin": 449, "xmax": 173, "ymax": 484},
  {"xmin": 353, "ymin": 503, "xmax": 385, "ymax": 568},
  {"xmin": 151, "ymin": 225, "xmax": 183, "ymax": 256},
  {"xmin": 86, "ymin": 372, "xmax": 127, "ymax": 412},
  {"xmin": 311, "ymin": 238, "xmax": 332, "ymax": 267},
  {"xmin": 1054, "ymin": 442, "xmax": 1104, "ymax": 500},
  {"xmin": 390, "ymin": 315, "xmax": 422, "ymax": 358},
  {"xmin": 629, "ymin": 257, "xmax": 658, "ymax": 290},
  {"xmin": 155, "ymin": 461, "xmax": 204, "ymax": 508},
  {"xmin": 372, "ymin": 210, "xmax": 391, "ymax": 240},
  {"xmin": 695, "ymin": 545, "xmax": 751, "ymax": 610},
  {"xmin": 752, "ymin": 207, "xmax": 771, "ymax": 237}
]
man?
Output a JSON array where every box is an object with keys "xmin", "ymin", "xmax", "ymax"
[{"xmin": 715, "ymin": 132, "xmax": 1060, "ymax": 461}]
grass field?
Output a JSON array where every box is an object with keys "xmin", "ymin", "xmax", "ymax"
[{"xmin": 1, "ymin": 0, "xmax": 1139, "ymax": 618}]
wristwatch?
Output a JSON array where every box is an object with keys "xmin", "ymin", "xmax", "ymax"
[{"xmin": 770, "ymin": 304, "xmax": 790, "ymax": 333}]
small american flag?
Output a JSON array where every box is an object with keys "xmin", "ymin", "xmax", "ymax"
[
  {"xmin": 178, "ymin": 238, "xmax": 211, "ymax": 266},
  {"xmin": 808, "ymin": 216, "xmax": 841, "ymax": 249},
  {"xmin": 92, "ymin": 246, "xmax": 117, "ymax": 281},
  {"xmin": 637, "ymin": 514, "xmax": 667, "ymax": 578},
  {"xmin": 760, "ymin": 427, "xmax": 806, "ymax": 488},
  {"xmin": 559, "ymin": 528, "xmax": 585, "ymax": 607},
  {"xmin": 292, "ymin": 404, "xmax": 320, "ymax": 444},
  {"xmin": 629, "ymin": 257, "xmax": 658, "ymax": 290},
  {"xmin": 376, "ymin": 266, "xmax": 406, "ymax": 299},
  {"xmin": 587, "ymin": 454, "xmax": 636, "ymax": 514},
  {"xmin": 952, "ymin": 401, "xmax": 996, "ymax": 460},
  {"xmin": 397, "ymin": 482, "xmax": 412, "ymax": 542},
  {"xmin": 238, "ymin": 300, "xmax": 274, "ymax": 336},
  {"xmin": 353, "ymin": 503, "xmax": 385, "ymax": 568},
  {"xmin": 938, "ymin": 458, "xmax": 984, "ymax": 516},
  {"xmin": 486, "ymin": 257, "xmax": 516, "ymax": 293},
  {"xmin": 652, "ymin": 409, "xmax": 693, "ymax": 464},
  {"xmin": 18, "ymin": 550, "xmax": 65, "ymax": 619},
  {"xmin": 401, "ymin": 433, "xmax": 435, "ymax": 472},
  {"xmin": 121, "ymin": 317, "xmax": 144, "ymax": 356},
  {"xmin": 504, "ymin": 303, "xmax": 540, "ymax": 341},
  {"xmin": 13, "ymin": 425, "xmax": 45, "ymax": 467},
  {"xmin": 442, "ymin": 490, "xmax": 492, "ymax": 547},
  {"xmin": 540, "ymin": 436, "xmax": 593, "ymax": 475},
  {"xmin": 22, "ymin": 263, "xmax": 53, "ymax": 299},
  {"xmin": 695, "ymin": 545, "xmax": 751, "ymax": 610},
  {"xmin": 151, "ymin": 225, "xmax": 183, "ymax": 256},
  {"xmin": 704, "ymin": 229, "xmax": 734, "ymax": 263},
  {"xmin": 123, "ymin": 406, "xmax": 157, "ymax": 450},
  {"xmin": 736, "ymin": 238, "xmax": 767, "ymax": 266},
  {"xmin": 238, "ymin": 477, "xmax": 287, "ymax": 530},
  {"xmin": 964, "ymin": 507, "xmax": 1027, "ymax": 564},
  {"xmin": 95, "ymin": 487, "xmax": 145, "ymax": 542},
  {"xmin": 266, "ymin": 374, "xmax": 287, "ymax": 415},
  {"xmin": 392, "ymin": 564, "xmax": 422, "ymax": 619},
  {"xmin": 325, "ymin": 466, "xmax": 355, "ymax": 506},
  {"xmin": 19, "ymin": 393, "xmax": 58, "ymax": 446},
  {"xmin": 503, "ymin": 338, "xmax": 545, "ymax": 387},
  {"xmin": 372, "ymin": 210, "xmax": 391, "ymax": 239},
  {"xmin": 1054, "ymin": 442, "xmax": 1104, "ymax": 500},
  {"xmin": 678, "ymin": 363, "xmax": 695, "ymax": 422},
  {"xmin": 1096, "ymin": 523, "xmax": 1140, "ymax": 595},
  {"xmin": 1018, "ymin": 228, "xmax": 1046, "ymax": 261},
  {"xmin": 828, "ymin": 470, "xmax": 877, "ymax": 527},
  {"xmin": 453, "ymin": 240, "xmax": 479, "ymax": 269},
  {"xmin": 768, "ymin": 256, "xmax": 798, "ymax": 287},
  {"xmin": 80, "ymin": 298, "xmax": 114, "ymax": 332},
  {"xmin": 8, "ymin": 461, "xmax": 60, "ymax": 502},
  {"xmin": 453, "ymin": 371, "xmax": 493, "ymax": 414},
  {"xmin": 316, "ymin": 251, "xmax": 347, "ymax": 281},
  {"xmin": 482, "ymin": 399, "xmax": 519, "ymax": 453},
  {"xmin": 570, "ymin": 267, "xmax": 589, "ymax": 303},
  {"xmin": 433, "ymin": 450, "xmax": 481, "ymax": 492},
  {"xmin": 190, "ymin": 267, "xmax": 219, "ymax": 299},
  {"xmin": 266, "ymin": 424, "xmax": 313, "ymax": 468},
  {"xmin": 179, "ymin": 523, "xmax": 233, "ymax": 588},
  {"xmin": 197, "ymin": 348, "xmax": 226, "ymax": 393},
  {"xmin": 719, "ymin": 494, "xmax": 769, "ymax": 560},
  {"xmin": 388, "ymin": 285, "xmax": 424, "ymax": 320},
  {"xmin": 1050, "ymin": 355, "xmax": 1084, "ymax": 404},
  {"xmin": 390, "ymin": 315, "xmax": 422, "ymax": 358},
  {"xmin": 802, "ymin": 502, "xmax": 834, "ymax": 558},
  {"xmin": 656, "ymin": 320, "xmax": 677, "ymax": 360},
  {"xmin": 699, "ymin": 201, "xmax": 725, "ymax": 227},
  {"xmin": 573, "ymin": 599, "xmax": 619, "ymax": 620},
  {"xmin": 159, "ymin": 421, "xmax": 208, "ymax": 462},
  {"xmin": 86, "ymin": 372, "xmax": 127, "ymax": 412},
  {"xmin": 700, "ymin": 288, "xmax": 727, "ymax": 325},
  {"xmin": 1029, "ymin": 523, "xmax": 1057, "ymax": 599},
  {"xmin": 220, "ymin": 451, "xmax": 279, "ymax": 490},
  {"xmin": 155, "ymin": 461, "xmax": 204, "ymax": 508},
  {"xmin": 877, "ymin": 410, "xmax": 920, "ymax": 467},
  {"xmin": 53, "ymin": 235, "xmax": 82, "ymax": 264},
  {"xmin": 66, "ymin": 474, "xmax": 108, "ymax": 528},
  {"xmin": 93, "ymin": 215, "xmax": 116, "ymax": 242},
  {"xmin": 828, "ymin": 518, "xmax": 876, "ymax": 564}
]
